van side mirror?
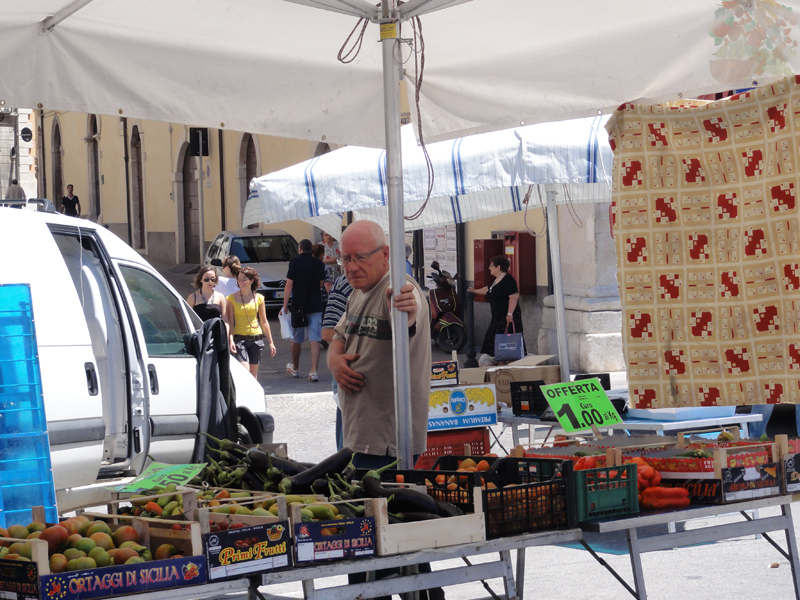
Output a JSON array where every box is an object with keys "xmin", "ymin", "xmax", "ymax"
[{"xmin": 210, "ymin": 258, "xmax": 222, "ymax": 267}]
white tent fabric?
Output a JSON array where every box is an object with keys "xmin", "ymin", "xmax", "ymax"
[
  {"xmin": 244, "ymin": 116, "xmax": 612, "ymax": 229},
  {"xmin": 2, "ymin": 1, "xmax": 796, "ymax": 148}
]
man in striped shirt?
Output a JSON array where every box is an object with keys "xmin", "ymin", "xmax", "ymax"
[{"xmin": 322, "ymin": 274, "xmax": 353, "ymax": 450}]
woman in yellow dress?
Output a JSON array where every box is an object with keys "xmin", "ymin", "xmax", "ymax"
[{"xmin": 226, "ymin": 267, "xmax": 276, "ymax": 378}]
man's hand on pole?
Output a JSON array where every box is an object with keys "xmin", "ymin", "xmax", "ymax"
[{"xmin": 386, "ymin": 283, "xmax": 417, "ymax": 326}]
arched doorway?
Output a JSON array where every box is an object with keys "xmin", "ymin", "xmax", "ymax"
[
  {"xmin": 130, "ymin": 126, "xmax": 146, "ymax": 249},
  {"xmin": 52, "ymin": 123, "xmax": 63, "ymax": 210},
  {"xmin": 239, "ymin": 133, "xmax": 259, "ymax": 228},
  {"xmin": 88, "ymin": 115, "xmax": 101, "ymax": 219},
  {"xmin": 182, "ymin": 150, "xmax": 201, "ymax": 263}
]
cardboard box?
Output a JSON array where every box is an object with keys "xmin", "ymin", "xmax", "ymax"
[
  {"xmin": 0, "ymin": 518, "xmax": 207, "ymax": 600},
  {"xmin": 460, "ymin": 355, "xmax": 561, "ymax": 408},
  {"xmin": 659, "ymin": 463, "xmax": 782, "ymax": 503},
  {"xmin": 428, "ymin": 384, "xmax": 497, "ymax": 431},
  {"xmin": 203, "ymin": 520, "xmax": 291, "ymax": 580},
  {"xmin": 430, "ymin": 360, "xmax": 459, "ymax": 387}
]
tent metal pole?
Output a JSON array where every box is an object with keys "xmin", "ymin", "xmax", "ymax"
[
  {"xmin": 546, "ymin": 190, "xmax": 571, "ymax": 383},
  {"xmin": 382, "ymin": 0, "xmax": 413, "ymax": 469}
]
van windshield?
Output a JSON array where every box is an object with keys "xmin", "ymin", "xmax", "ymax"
[{"xmin": 229, "ymin": 235, "xmax": 298, "ymax": 263}]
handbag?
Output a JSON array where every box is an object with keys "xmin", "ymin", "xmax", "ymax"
[
  {"xmin": 494, "ymin": 323, "xmax": 524, "ymax": 362},
  {"xmin": 291, "ymin": 304, "xmax": 308, "ymax": 328}
]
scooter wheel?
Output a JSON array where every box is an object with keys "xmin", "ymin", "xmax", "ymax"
[{"xmin": 437, "ymin": 325, "xmax": 466, "ymax": 353}]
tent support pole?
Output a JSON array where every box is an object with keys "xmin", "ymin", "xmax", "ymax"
[
  {"xmin": 382, "ymin": 0, "xmax": 413, "ymax": 469},
  {"xmin": 546, "ymin": 191, "xmax": 571, "ymax": 383}
]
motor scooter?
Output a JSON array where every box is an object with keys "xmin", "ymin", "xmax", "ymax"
[{"xmin": 429, "ymin": 261, "xmax": 466, "ymax": 353}]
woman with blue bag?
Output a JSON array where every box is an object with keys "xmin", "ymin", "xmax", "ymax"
[{"xmin": 468, "ymin": 255, "xmax": 525, "ymax": 362}]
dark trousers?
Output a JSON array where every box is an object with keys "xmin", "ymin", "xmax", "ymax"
[{"xmin": 348, "ymin": 453, "xmax": 444, "ymax": 600}]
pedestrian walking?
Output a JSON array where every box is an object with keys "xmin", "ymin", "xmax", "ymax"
[
  {"xmin": 226, "ymin": 267, "xmax": 276, "ymax": 378},
  {"xmin": 5, "ymin": 179, "xmax": 25, "ymax": 200},
  {"xmin": 322, "ymin": 274, "xmax": 353, "ymax": 450},
  {"xmin": 61, "ymin": 184, "xmax": 81, "ymax": 217},
  {"xmin": 281, "ymin": 239, "xmax": 326, "ymax": 382}
]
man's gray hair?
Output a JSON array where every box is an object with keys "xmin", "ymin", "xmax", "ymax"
[{"xmin": 405, "ymin": 243, "xmax": 412, "ymax": 258}]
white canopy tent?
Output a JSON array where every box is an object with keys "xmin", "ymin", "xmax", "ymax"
[
  {"xmin": 2, "ymin": 0, "xmax": 796, "ymax": 463},
  {"xmin": 244, "ymin": 115, "xmax": 612, "ymax": 233},
  {"xmin": 1, "ymin": 1, "xmax": 793, "ymax": 148}
]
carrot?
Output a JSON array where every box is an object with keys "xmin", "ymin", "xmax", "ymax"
[{"xmin": 395, "ymin": 474, "xmax": 405, "ymax": 484}]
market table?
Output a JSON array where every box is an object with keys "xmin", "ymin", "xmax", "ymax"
[
  {"xmin": 496, "ymin": 407, "xmax": 763, "ymax": 448},
  {"xmin": 251, "ymin": 528, "xmax": 581, "ymax": 600},
  {"xmin": 579, "ymin": 495, "xmax": 800, "ymax": 600}
]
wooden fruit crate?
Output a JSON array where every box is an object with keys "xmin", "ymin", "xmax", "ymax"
[
  {"xmin": 0, "ymin": 512, "xmax": 207, "ymax": 600},
  {"xmin": 287, "ymin": 494, "xmax": 485, "ymax": 557}
]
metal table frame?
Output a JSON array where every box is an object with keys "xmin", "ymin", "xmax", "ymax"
[
  {"xmin": 580, "ymin": 495, "xmax": 800, "ymax": 600},
  {"xmin": 497, "ymin": 408, "xmax": 763, "ymax": 447},
  {"xmin": 253, "ymin": 529, "xmax": 581, "ymax": 600}
]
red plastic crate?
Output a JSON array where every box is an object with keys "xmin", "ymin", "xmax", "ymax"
[{"xmin": 415, "ymin": 427, "xmax": 491, "ymax": 469}]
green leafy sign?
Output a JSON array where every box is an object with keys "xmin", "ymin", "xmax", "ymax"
[
  {"xmin": 540, "ymin": 378, "xmax": 622, "ymax": 433},
  {"xmin": 114, "ymin": 462, "xmax": 206, "ymax": 493}
]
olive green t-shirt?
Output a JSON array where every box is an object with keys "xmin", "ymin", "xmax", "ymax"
[{"xmin": 333, "ymin": 272, "xmax": 431, "ymax": 456}]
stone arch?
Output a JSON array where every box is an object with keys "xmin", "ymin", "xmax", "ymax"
[{"xmin": 237, "ymin": 132, "xmax": 261, "ymax": 228}]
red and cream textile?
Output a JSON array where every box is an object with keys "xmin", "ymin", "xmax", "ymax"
[{"xmin": 608, "ymin": 76, "xmax": 800, "ymax": 409}]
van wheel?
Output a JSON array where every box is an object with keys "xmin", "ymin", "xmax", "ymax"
[{"xmin": 237, "ymin": 406, "xmax": 263, "ymax": 445}]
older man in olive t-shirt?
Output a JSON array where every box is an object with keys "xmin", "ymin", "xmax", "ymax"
[{"xmin": 329, "ymin": 220, "xmax": 431, "ymax": 469}]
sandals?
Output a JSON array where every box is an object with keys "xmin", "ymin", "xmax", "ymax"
[
  {"xmin": 308, "ymin": 372, "xmax": 319, "ymax": 382},
  {"xmin": 287, "ymin": 363, "xmax": 300, "ymax": 378}
]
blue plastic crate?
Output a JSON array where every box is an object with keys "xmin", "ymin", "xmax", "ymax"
[{"xmin": 0, "ymin": 284, "xmax": 58, "ymax": 526}]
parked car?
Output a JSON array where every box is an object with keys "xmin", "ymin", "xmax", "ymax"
[
  {"xmin": 205, "ymin": 229, "xmax": 299, "ymax": 308},
  {"xmin": 0, "ymin": 208, "xmax": 274, "ymax": 512}
]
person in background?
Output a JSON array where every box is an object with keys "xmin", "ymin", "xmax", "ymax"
[
  {"xmin": 321, "ymin": 232, "xmax": 342, "ymax": 293},
  {"xmin": 405, "ymin": 243, "xmax": 414, "ymax": 278},
  {"xmin": 187, "ymin": 266, "xmax": 229, "ymax": 327},
  {"xmin": 226, "ymin": 267, "xmax": 276, "ymax": 378},
  {"xmin": 322, "ymin": 274, "xmax": 353, "ymax": 450},
  {"xmin": 215, "ymin": 256, "xmax": 241, "ymax": 297},
  {"xmin": 61, "ymin": 184, "xmax": 81, "ymax": 217},
  {"xmin": 5, "ymin": 179, "xmax": 25, "ymax": 200},
  {"xmin": 282, "ymin": 239, "xmax": 326, "ymax": 382},
  {"xmin": 467, "ymin": 254, "xmax": 524, "ymax": 361}
]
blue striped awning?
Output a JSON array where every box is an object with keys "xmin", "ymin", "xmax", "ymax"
[{"xmin": 244, "ymin": 115, "xmax": 612, "ymax": 230}]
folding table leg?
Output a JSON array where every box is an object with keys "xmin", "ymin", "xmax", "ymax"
[
  {"xmin": 782, "ymin": 503, "xmax": 800, "ymax": 600},
  {"xmin": 499, "ymin": 550, "xmax": 518, "ymax": 600},
  {"xmin": 302, "ymin": 578, "xmax": 317, "ymax": 600},
  {"xmin": 516, "ymin": 547, "xmax": 526, "ymax": 599},
  {"xmin": 626, "ymin": 527, "xmax": 646, "ymax": 600}
]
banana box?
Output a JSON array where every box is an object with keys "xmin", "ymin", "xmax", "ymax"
[{"xmin": 428, "ymin": 384, "xmax": 496, "ymax": 431}]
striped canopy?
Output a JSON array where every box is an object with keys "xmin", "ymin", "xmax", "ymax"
[{"xmin": 244, "ymin": 116, "xmax": 612, "ymax": 232}]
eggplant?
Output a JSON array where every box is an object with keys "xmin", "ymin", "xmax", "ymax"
[
  {"xmin": 387, "ymin": 490, "xmax": 438, "ymax": 515},
  {"xmin": 246, "ymin": 449, "xmax": 310, "ymax": 477},
  {"xmin": 337, "ymin": 503, "xmax": 356, "ymax": 518},
  {"xmin": 312, "ymin": 478, "xmax": 329, "ymax": 496},
  {"xmin": 360, "ymin": 466, "xmax": 439, "ymax": 514},
  {"xmin": 393, "ymin": 512, "xmax": 442, "ymax": 522},
  {"xmin": 434, "ymin": 499, "xmax": 464, "ymax": 518},
  {"xmin": 279, "ymin": 448, "xmax": 354, "ymax": 494}
]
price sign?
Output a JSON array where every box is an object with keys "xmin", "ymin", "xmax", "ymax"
[
  {"xmin": 114, "ymin": 462, "xmax": 206, "ymax": 493},
  {"xmin": 541, "ymin": 378, "xmax": 622, "ymax": 433}
]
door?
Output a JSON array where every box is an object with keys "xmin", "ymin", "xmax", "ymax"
[
  {"xmin": 115, "ymin": 263, "xmax": 199, "ymax": 464},
  {"xmin": 182, "ymin": 151, "xmax": 200, "ymax": 263},
  {"xmin": 131, "ymin": 127, "xmax": 146, "ymax": 249},
  {"xmin": 88, "ymin": 115, "xmax": 101, "ymax": 218},
  {"xmin": 0, "ymin": 214, "xmax": 104, "ymax": 494}
]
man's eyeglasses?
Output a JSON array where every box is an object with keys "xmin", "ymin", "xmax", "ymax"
[
  {"xmin": 202, "ymin": 278, "xmax": 217, "ymax": 283},
  {"xmin": 341, "ymin": 246, "xmax": 383, "ymax": 266}
]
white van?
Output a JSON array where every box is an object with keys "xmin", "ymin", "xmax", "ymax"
[{"xmin": 0, "ymin": 208, "xmax": 273, "ymax": 511}]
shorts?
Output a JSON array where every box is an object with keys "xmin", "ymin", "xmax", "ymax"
[
  {"xmin": 292, "ymin": 311, "xmax": 323, "ymax": 343},
  {"xmin": 233, "ymin": 334, "xmax": 264, "ymax": 365}
]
